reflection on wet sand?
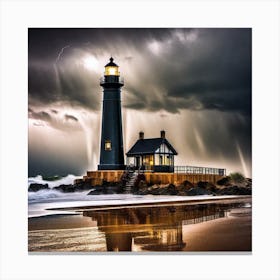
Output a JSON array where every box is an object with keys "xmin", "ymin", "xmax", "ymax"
[{"xmin": 82, "ymin": 203, "xmax": 238, "ymax": 252}]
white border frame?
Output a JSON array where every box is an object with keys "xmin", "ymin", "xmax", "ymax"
[{"xmin": 1, "ymin": 0, "xmax": 279, "ymax": 279}]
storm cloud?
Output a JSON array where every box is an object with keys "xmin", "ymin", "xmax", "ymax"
[
  {"xmin": 28, "ymin": 28, "xmax": 251, "ymax": 177},
  {"xmin": 28, "ymin": 107, "xmax": 82, "ymax": 131},
  {"xmin": 28, "ymin": 28, "xmax": 251, "ymax": 115}
]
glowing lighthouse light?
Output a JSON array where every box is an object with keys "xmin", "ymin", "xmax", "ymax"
[{"xmin": 104, "ymin": 57, "xmax": 120, "ymax": 76}]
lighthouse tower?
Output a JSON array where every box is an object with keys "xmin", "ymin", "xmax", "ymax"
[{"xmin": 98, "ymin": 57, "xmax": 125, "ymax": 170}]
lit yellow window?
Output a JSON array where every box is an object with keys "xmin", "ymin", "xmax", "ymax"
[{"xmin": 105, "ymin": 140, "xmax": 111, "ymax": 150}]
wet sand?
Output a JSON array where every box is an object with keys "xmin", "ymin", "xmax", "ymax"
[
  {"xmin": 28, "ymin": 214, "xmax": 96, "ymax": 231},
  {"xmin": 183, "ymin": 207, "xmax": 252, "ymax": 251},
  {"xmin": 29, "ymin": 197, "xmax": 251, "ymax": 252}
]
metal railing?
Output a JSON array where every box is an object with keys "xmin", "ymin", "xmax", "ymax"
[
  {"xmin": 100, "ymin": 76, "xmax": 124, "ymax": 84},
  {"xmin": 174, "ymin": 166, "xmax": 226, "ymax": 176},
  {"xmin": 124, "ymin": 164, "xmax": 226, "ymax": 175}
]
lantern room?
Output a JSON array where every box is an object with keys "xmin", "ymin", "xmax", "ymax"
[{"xmin": 104, "ymin": 57, "xmax": 120, "ymax": 76}]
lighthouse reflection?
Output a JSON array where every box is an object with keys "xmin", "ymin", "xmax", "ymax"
[{"xmin": 82, "ymin": 203, "xmax": 233, "ymax": 252}]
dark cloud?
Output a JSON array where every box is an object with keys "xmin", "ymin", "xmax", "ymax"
[
  {"xmin": 29, "ymin": 110, "xmax": 52, "ymax": 122},
  {"xmin": 29, "ymin": 107, "xmax": 82, "ymax": 132},
  {"xmin": 28, "ymin": 28, "xmax": 175, "ymax": 60},
  {"xmin": 65, "ymin": 114, "xmax": 78, "ymax": 122},
  {"xmin": 28, "ymin": 28, "xmax": 252, "ymax": 177},
  {"xmin": 28, "ymin": 28, "xmax": 251, "ymax": 116},
  {"xmin": 130, "ymin": 28, "xmax": 251, "ymax": 115},
  {"xmin": 28, "ymin": 60, "xmax": 100, "ymax": 111}
]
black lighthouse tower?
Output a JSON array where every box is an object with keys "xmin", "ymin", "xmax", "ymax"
[{"xmin": 98, "ymin": 57, "xmax": 125, "ymax": 170}]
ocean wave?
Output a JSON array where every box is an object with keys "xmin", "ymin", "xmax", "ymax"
[
  {"xmin": 28, "ymin": 189, "xmax": 65, "ymax": 201},
  {"xmin": 28, "ymin": 174, "xmax": 80, "ymax": 188}
]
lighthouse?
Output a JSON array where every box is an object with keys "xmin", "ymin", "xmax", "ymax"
[{"xmin": 98, "ymin": 57, "xmax": 125, "ymax": 170}]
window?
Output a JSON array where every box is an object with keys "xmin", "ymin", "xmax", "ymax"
[
  {"xmin": 105, "ymin": 140, "xmax": 111, "ymax": 150},
  {"xmin": 166, "ymin": 155, "xmax": 170, "ymax": 165},
  {"xmin": 143, "ymin": 155, "xmax": 153, "ymax": 166}
]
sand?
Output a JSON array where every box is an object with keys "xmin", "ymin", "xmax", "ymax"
[
  {"xmin": 28, "ymin": 197, "xmax": 252, "ymax": 252},
  {"xmin": 182, "ymin": 207, "xmax": 252, "ymax": 251},
  {"xmin": 28, "ymin": 214, "xmax": 96, "ymax": 231}
]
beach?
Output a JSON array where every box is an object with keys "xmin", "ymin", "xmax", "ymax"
[
  {"xmin": 28, "ymin": 195, "xmax": 251, "ymax": 252},
  {"xmin": 182, "ymin": 207, "xmax": 251, "ymax": 251}
]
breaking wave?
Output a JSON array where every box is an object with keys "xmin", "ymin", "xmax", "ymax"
[
  {"xmin": 28, "ymin": 174, "xmax": 79, "ymax": 188},
  {"xmin": 28, "ymin": 189, "xmax": 66, "ymax": 201}
]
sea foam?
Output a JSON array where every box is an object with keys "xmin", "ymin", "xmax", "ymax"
[
  {"xmin": 28, "ymin": 189, "xmax": 65, "ymax": 201},
  {"xmin": 28, "ymin": 174, "xmax": 79, "ymax": 188}
]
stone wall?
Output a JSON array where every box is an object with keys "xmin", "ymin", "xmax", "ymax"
[
  {"xmin": 75, "ymin": 170, "xmax": 224, "ymax": 186},
  {"xmin": 143, "ymin": 172, "xmax": 223, "ymax": 185}
]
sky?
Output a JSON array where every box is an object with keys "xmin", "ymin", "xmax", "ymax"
[{"xmin": 28, "ymin": 28, "xmax": 252, "ymax": 177}]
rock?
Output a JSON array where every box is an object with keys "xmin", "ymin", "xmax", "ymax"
[
  {"xmin": 175, "ymin": 181, "xmax": 193, "ymax": 193},
  {"xmin": 216, "ymin": 176, "xmax": 231, "ymax": 186},
  {"xmin": 138, "ymin": 180, "xmax": 148, "ymax": 189},
  {"xmin": 105, "ymin": 181, "xmax": 124, "ymax": 194},
  {"xmin": 133, "ymin": 177, "xmax": 252, "ymax": 196},
  {"xmin": 177, "ymin": 191, "xmax": 187, "ymax": 196},
  {"xmin": 28, "ymin": 183, "xmax": 49, "ymax": 192},
  {"xmin": 197, "ymin": 181, "xmax": 217, "ymax": 192},
  {"xmin": 186, "ymin": 187, "xmax": 212, "ymax": 196},
  {"xmin": 245, "ymin": 181, "xmax": 252, "ymax": 188},
  {"xmin": 134, "ymin": 189, "xmax": 150, "ymax": 195},
  {"xmin": 182, "ymin": 180, "xmax": 195, "ymax": 190},
  {"xmin": 240, "ymin": 187, "xmax": 251, "ymax": 195},
  {"xmin": 87, "ymin": 183, "xmax": 124, "ymax": 195},
  {"xmin": 138, "ymin": 184, "xmax": 179, "ymax": 196},
  {"xmin": 134, "ymin": 174, "xmax": 146, "ymax": 188},
  {"xmin": 216, "ymin": 186, "xmax": 251, "ymax": 195},
  {"xmin": 166, "ymin": 184, "xmax": 178, "ymax": 195},
  {"xmin": 240, "ymin": 178, "xmax": 252, "ymax": 189},
  {"xmin": 174, "ymin": 182, "xmax": 193, "ymax": 196},
  {"xmin": 104, "ymin": 185, "xmax": 123, "ymax": 194},
  {"xmin": 53, "ymin": 184, "xmax": 75, "ymax": 193},
  {"xmin": 147, "ymin": 185, "xmax": 161, "ymax": 195},
  {"xmin": 73, "ymin": 180, "xmax": 93, "ymax": 191},
  {"xmin": 102, "ymin": 181, "xmax": 123, "ymax": 189},
  {"xmin": 215, "ymin": 176, "xmax": 252, "ymax": 194}
]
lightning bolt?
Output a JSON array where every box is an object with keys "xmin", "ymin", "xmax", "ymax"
[{"xmin": 55, "ymin": 45, "xmax": 70, "ymax": 64}]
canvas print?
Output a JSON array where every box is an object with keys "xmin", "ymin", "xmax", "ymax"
[{"xmin": 28, "ymin": 28, "xmax": 252, "ymax": 252}]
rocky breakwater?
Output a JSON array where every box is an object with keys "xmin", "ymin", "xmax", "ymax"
[
  {"xmin": 28, "ymin": 172, "xmax": 252, "ymax": 197},
  {"xmin": 28, "ymin": 179, "xmax": 94, "ymax": 193},
  {"xmin": 28, "ymin": 178, "xmax": 123, "ymax": 194},
  {"xmin": 127, "ymin": 172, "xmax": 252, "ymax": 196},
  {"xmin": 28, "ymin": 183, "xmax": 49, "ymax": 192}
]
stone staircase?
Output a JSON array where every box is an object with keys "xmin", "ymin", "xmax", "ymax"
[{"xmin": 124, "ymin": 170, "xmax": 138, "ymax": 193}]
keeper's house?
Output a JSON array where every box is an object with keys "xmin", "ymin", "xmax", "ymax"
[{"xmin": 126, "ymin": 130, "xmax": 177, "ymax": 173}]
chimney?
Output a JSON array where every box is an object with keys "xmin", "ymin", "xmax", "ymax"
[
  {"xmin": 139, "ymin": 131, "xmax": 144, "ymax": 140},
  {"xmin": 160, "ymin": 130, "xmax": 166, "ymax": 139}
]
